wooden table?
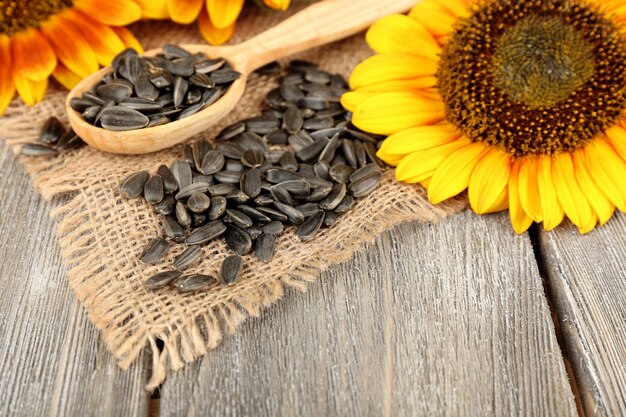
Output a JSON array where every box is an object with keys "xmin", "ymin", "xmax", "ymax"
[{"xmin": 1, "ymin": 139, "xmax": 624, "ymax": 417}]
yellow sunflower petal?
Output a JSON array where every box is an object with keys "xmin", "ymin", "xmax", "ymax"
[
  {"xmin": 355, "ymin": 77, "xmax": 438, "ymax": 93},
  {"xmin": 584, "ymin": 140, "xmax": 626, "ymax": 212},
  {"xmin": 52, "ymin": 62, "xmax": 83, "ymax": 90},
  {"xmin": 74, "ymin": 0, "xmax": 142, "ymax": 26},
  {"xmin": 508, "ymin": 160, "xmax": 534, "ymax": 234},
  {"xmin": 207, "ymin": 0, "xmax": 245, "ymax": 29},
  {"xmin": 572, "ymin": 149, "xmax": 615, "ymax": 225},
  {"xmin": 166, "ymin": 0, "xmax": 204, "ymax": 24},
  {"xmin": 395, "ymin": 136, "xmax": 472, "ymax": 182},
  {"xmin": 135, "ymin": 0, "xmax": 169, "ymax": 19},
  {"xmin": 428, "ymin": 141, "xmax": 490, "ymax": 204},
  {"xmin": 198, "ymin": 7, "xmax": 236, "ymax": 45},
  {"xmin": 552, "ymin": 153, "xmax": 597, "ymax": 234},
  {"xmin": 10, "ymin": 29, "xmax": 56, "ymax": 82},
  {"xmin": 340, "ymin": 90, "xmax": 383, "ymax": 112},
  {"xmin": 468, "ymin": 149, "xmax": 512, "ymax": 214},
  {"xmin": 40, "ymin": 14, "xmax": 99, "ymax": 78},
  {"xmin": 13, "ymin": 73, "xmax": 47, "ymax": 106},
  {"xmin": 366, "ymin": 14, "xmax": 441, "ymax": 60},
  {"xmin": 110, "ymin": 26, "xmax": 144, "ymax": 53},
  {"xmin": 352, "ymin": 91, "xmax": 445, "ymax": 135},
  {"xmin": 517, "ymin": 157, "xmax": 543, "ymax": 222},
  {"xmin": 0, "ymin": 35, "xmax": 16, "ymax": 114},
  {"xmin": 262, "ymin": 0, "xmax": 290, "ymax": 11},
  {"xmin": 349, "ymin": 53, "xmax": 438, "ymax": 90},
  {"xmin": 605, "ymin": 125, "xmax": 626, "ymax": 161},
  {"xmin": 408, "ymin": 0, "xmax": 457, "ymax": 37},
  {"xmin": 482, "ymin": 187, "xmax": 509, "ymax": 214},
  {"xmin": 430, "ymin": 0, "xmax": 472, "ymax": 18},
  {"xmin": 537, "ymin": 156, "xmax": 565, "ymax": 231},
  {"xmin": 378, "ymin": 123, "xmax": 461, "ymax": 157},
  {"xmin": 64, "ymin": 9, "xmax": 126, "ymax": 66}
]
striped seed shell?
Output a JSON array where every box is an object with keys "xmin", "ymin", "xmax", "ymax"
[
  {"xmin": 349, "ymin": 172, "xmax": 382, "ymax": 198},
  {"xmin": 225, "ymin": 209, "xmax": 253, "ymax": 228},
  {"xmin": 225, "ymin": 225, "xmax": 253, "ymax": 255},
  {"xmin": 40, "ymin": 117, "xmax": 65, "ymax": 144},
  {"xmin": 162, "ymin": 215, "xmax": 185, "ymax": 241},
  {"xmin": 157, "ymin": 165, "xmax": 179, "ymax": 194},
  {"xmin": 175, "ymin": 202, "xmax": 192, "ymax": 228},
  {"xmin": 144, "ymin": 175, "xmax": 164, "ymax": 204},
  {"xmin": 241, "ymin": 149, "xmax": 265, "ymax": 168},
  {"xmin": 255, "ymin": 233, "xmax": 276, "ymax": 262},
  {"xmin": 171, "ymin": 161, "xmax": 193, "ymax": 189},
  {"xmin": 319, "ymin": 183, "xmax": 346, "ymax": 210},
  {"xmin": 200, "ymin": 150, "xmax": 226, "ymax": 175},
  {"xmin": 119, "ymin": 171, "xmax": 149, "ymax": 198},
  {"xmin": 185, "ymin": 220, "xmax": 227, "ymax": 245},
  {"xmin": 20, "ymin": 143, "xmax": 58, "ymax": 156},
  {"xmin": 296, "ymin": 210, "xmax": 325, "ymax": 241},
  {"xmin": 173, "ymin": 274, "xmax": 215, "ymax": 293},
  {"xmin": 273, "ymin": 201, "xmax": 304, "ymax": 224},
  {"xmin": 144, "ymin": 270, "xmax": 182, "ymax": 290},
  {"xmin": 262, "ymin": 221, "xmax": 284, "ymax": 236},
  {"xmin": 139, "ymin": 237, "xmax": 170, "ymax": 264},
  {"xmin": 172, "ymin": 246, "xmax": 203, "ymax": 269},
  {"xmin": 283, "ymin": 106, "xmax": 304, "ymax": 134},
  {"xmin": 334, "ymin": 194, "xmax": 354, "ymax": 214},
  {"xmin": 241, "ymin": 167, "xmax": 261, "ymax": 198},
  {"xmin": 220, "ymin": 255, "xmax": 243, "ymax": 285},
  {"xmin": 175, "ymin": 182, "xmax": 210, "ymax": 200},
  {"xmin": 208, "ymin": 196, "xmax": 227, "ymax": 220},
  {"xmin": 188, "ymin": 193, "xmax": 210, "ymax": 213}
]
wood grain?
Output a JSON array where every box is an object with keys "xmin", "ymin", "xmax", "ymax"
[
  {"xmin": 539, "ymin": 213, "xmax": 626, "ymax": 417},
  {"xmin": 0, "ymin": 143, "xmax": 150, "ymax": 417},
  {"xmin": 159, "ymin": 211, "xmax": 577, "ymax": 417}
]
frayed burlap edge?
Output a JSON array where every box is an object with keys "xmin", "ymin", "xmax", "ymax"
[{"xmin": 0, "ymin": 5, "xmax": 466, "ymax": 390}]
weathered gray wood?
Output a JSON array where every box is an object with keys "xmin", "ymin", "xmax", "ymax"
[
  {"xmin": 0, "ymin": 143, "xmax": 150, "ymax": 417},
  {"xmin": 539, "ymin": 213, "xmax": 626, "ymax": 417},
  {"xmin": 160, "ymin": 211, "xmax": 577, "ymax": 417}
]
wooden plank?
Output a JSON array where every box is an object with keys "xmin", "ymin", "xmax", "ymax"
[
  {"xmin": 539, "ymin": 213, "xmax": 626, "ymax": 417},
  {"xmin": 160, "ymin": 211, "xmax": 578, "ymax": 417},
  {"xmin": 0, "ymin": 143, "xmax": 151, "ymax": 417}
]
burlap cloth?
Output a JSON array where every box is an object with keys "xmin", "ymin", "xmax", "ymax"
[{"xmin": 0, "ymin": 2, "xmax": 465, "ymax": 389}]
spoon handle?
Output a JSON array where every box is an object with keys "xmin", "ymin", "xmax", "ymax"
[{"xmin": 231, "ymin": 0, "xmax": 418, "ymax": 71}]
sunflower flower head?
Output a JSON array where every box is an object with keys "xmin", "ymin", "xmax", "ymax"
[
  {"xmin": 162, "ymin": 0, "xmax": 291, "ymax": 46},
  {"xmin": 0, "ymin": 0, "xmax": 145, "ymax": 114},
  {"xmin": 343, "ymin": 0, "xmax": 626, "ymax": 234}
]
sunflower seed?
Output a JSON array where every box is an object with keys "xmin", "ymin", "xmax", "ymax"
[
  {"xmin": 289, "ymin": 59, "xmax": 317, "ymax": 73},
  {"xmin": 209, "ymin": 183, "xmax": 237, "ymax": 196},
  {"xmin": 256, "ymin": 207, "xmax": 288, "ymax": 222},
  {"xmin": 265, "ymin": 129, "xmax": 288, "ymax": 145},
  {"xmin": 310, "ymin": 127, "xmax": 345, "ymax": 140},
  {"xmin": 121, "ymin": 97, "xmax": 163, "ymax": 111},
  {"xmin": 70, "ymin": 97, "xmax": 97, "ymax": 112},
  {"xmin": 135, "ymin": 71, "xmax": 159, "ymax": 100},
  {"xmin": 354, "ymin": 140, "xmax": 367, "ymax": 167},
  {"xmin": 329, "ymin": 164, "xmax": 354, "ymax": 183},
  {"xmin": 236, "ymin": 131, "xmax": 267, "ymax": 152},
  {"xmin": 185, "ymin": 220, "xmax": 227, "ymax": 245},
  {"xmin": 216, "ymin": 141, "xmax": 244, "ymax": 159},
  {"xmin": 192, "ymin": 213, "xmax": 207, "ymax": 227},
  {"xmin": 144, "ymin": 175, "xmax": 164, "ymax": 204},
  {"xmin": 273, "ymin": 201, "xmax": 304, "ymax": 224},
  {"xmin": 172, "ymin": 76, "xmax": 188, "ymax": 108},
  {"xmin": 319, "ymin": 183, "xmax": 346, "ymax": 210},
  {"xmin": 350, "ymin": 163, "xmax": 381, "ymax": 183},
  {"xmin": 296, "ymin": 138, "xmax": 328, "ymax": 162},
  {"xmin": 217, "ymin": 122, "xmax": 246, "ymax": 141},
  {"xmin": 283, "ymin": 106, "xmax": 304, "ymax": 134},
  {"xmin": 298, "ymin": 96, "xmax": 329, "ymax": 110},
  {"xmin": 278, "ymin": 179, "xmax": 310, "ymax": 197},
  {"xmin": 120, "ymin": 171, "xmax": 149, "ymax": 198},
  {"xmin": 225, "ymin": 209, "xmax": 253, "ymax": 228},
  {"xmin": 147, "ymin": 67, "xmax": 173, "ymax": 88},
  {"xmin": 177, "ymin": 101, "xmax": 204, "ymax": 120},
  {"xmin": 279, "ymin": 151, "xmax": 298, "ymax": 171},
  {"xmin": 211, "ymin": 68, "xmax": 241, "ymax": 84},
  {"xmin": 270, "ymin": 185, "xmax": 294, "ymax": 206},
  {"xmin": 40, "ymin": 117, "xmax": 65, "ymax": 144},
  {"xmin": 193, "ymin": 174, "xmax": 213, "ymax": 185},
  {"xmin": 349, "ymin": 172, "xmax": 382, "ymax": 197},
  {"xmin": 363, "ymin": 142, "xmax": 385, "ymax": 167},
  {"xmin": 238, "ymin": 205, "xmax": 271, "ymax": 223},
  {"xmin": 188, "ymin": 193, "xmax": 210, "ymax": 213},
  {"xmin": 194, "ymin": 58, "xmax": 225, "ymax": 73},
  {"xmin": 296, "ymin": 210, "xmax": 325, "ymax": 241},
  {"xmin": 163, "ymin": 215, "xmax": 185, "ymax": 241},
  {"xmin": 225, "ymin": 225, "xmax": 253, "ymax": 255},
  {"xmin": 174, "ymin": 202, "xmax": 191, "ymax": 228},
  {"xmin": 157, "ymin": 165, "xmax": 178, "ymax": 194},
  {"xmin": 97, "ymin": 83, "xmax": 133, "ymax": 102},
  {"xmin": 303, "ymin": 116, "xmax": 334, "ymax": 130},
  {"xmin": 347, "ymin": 128, "xmax": 379, "ymax": 144},
  {"xmin": 263, "ymin": 150, "xmax": 284, "ymax": 164},
  {"xmin": 208, "ymin": 196, "xmax": 227, "ymax": 219},
  {"xmin": 254, "ymin": 194, "xmax": 275, "ymax": 206},
  {"xmin": 342, "ymin": 139, "xmax": 358, "ymax": 168},
  {"xmin": 185, "ymin": 87, "xmax": 202, "ymax": 105},
  {"xmin": 220, "ymin": 255, "xmax": 243, "ymax": 285},
  {"xmin": 265, "ymin": 168, "xmax": 303, "ymax": 184},
  {"xmin": 323, "ymin": 210, "xmax": 337, "ymax": 227},
  {"xmin": 140, "ymin": 238, "xmax": 170, "ymax": 264},
  {"xmin": 169, "ymin": 59, "xmax": 195, "ymax": 77},
  {"xmin": 305, "ymin": 184, "xmax": 333, "ymax": 202},
  {"xmin": 295, "ymin": 203, "xmax": 321, "ymax": 217},
  {"xmin": 100, "ymin": 106, "xmax": 149, "ymax": 131},
  {"xmin": 82, "ymin": 105, "xmax": 101, "ymax": 123},
  {"xmin": 313, "ymin": 161, "xmax": 330, "ymax": 180},
  {"xmin": 226, "ymin": 160, "xmax": 245, "ymax": 172},
  {"xmin": 163, "ymin": 43, "xmax": 191, "ymax": 59},
  {"xmin": 171, "ymin": 161, "xmax": 192, "ymax": 189},
  {"xmin": 201, "ymin": 87, "xmax": 223, "ymax": 107},
  {"xmin": 240, "ymin": 149, "xmax": 264, "ymax": 168},
  {"xmin": 318, "ymin": 133, "xmax": 341, "ymax": 163},
  {"xmin": 175, "ymin": 182, "xmax": 210, "ymax": 200},
  {"xmin": 255, "ymin": 233, "xmax": 276, "ymax": 262},
  {"xmin": 172, "ymin": 246, "xmax": 203, "ymax": 269},
  {"xmin": 258, "ymin": 220, "xmax": 282, "ymax": 236},
  {"xmin": 155, "ymin": 196, "xmax": 176, "ymax": 215},
  {"xmin": 245, "ymin": 115, "xmax": 280, "ymax": 134},
  {"xmin": 334, "ymin": 194, "xmax": 354, "ymax": 214},
  {"xmin": 305, "ymin": 69, "xmax": 331, "ymax": 84},
  {"xmin": 215, "ymin": 170, "xmax": 242, "ymax": 184},
  {"xmin": 145, "ymin": 270, "xmax": 182, "ymax": 290},
  {"xmin": 20, "ymin": 143, "xmax": 58, "ymax": 156},
  {"xmin": 174, "ymin": 274, "xmax": 215, "ymax": 293},
  {"xmin": 279, "ymin": 84, "xmax": 305, "ymax": 102}
]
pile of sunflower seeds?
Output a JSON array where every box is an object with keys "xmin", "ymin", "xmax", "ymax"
[
  {"xmin": 69, "ymin": 44, "xmax": 241, "ymax": 131},
  {"xmin": 121, "ymin": 60, "xmax": 386, "ymax": 293},
  {"xmin": 20, "ymin": 117, "xmax": 86, "ymax": 156}
]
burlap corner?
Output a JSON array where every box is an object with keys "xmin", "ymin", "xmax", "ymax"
[{"xmin": 0, "ymin": 3, "xmax": 466, "ymax": 389}]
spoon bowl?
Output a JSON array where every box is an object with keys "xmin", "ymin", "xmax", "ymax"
[{"xmin": 66, "ymin": 0, "xmax": 418, "ymax": 154}]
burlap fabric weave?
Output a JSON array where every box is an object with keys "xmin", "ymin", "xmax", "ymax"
[{"xmin": 0, "ymin": 3, "xmax": 465, "ymax": 389}]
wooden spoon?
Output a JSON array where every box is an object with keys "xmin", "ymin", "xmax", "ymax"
[{"xmin": 66, "ymin": 0, "xmax": 417, "ymax": 154}]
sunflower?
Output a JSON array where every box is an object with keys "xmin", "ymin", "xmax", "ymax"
[
  {"xmin": 160, "ymin": 0, "xmax": 291, "ymax": 46},
  {"xmin": 342, "ymin": 0, "xmax": 626, "ymax": 234},
  {"xmin": 0, "ymin": 0, "xmax": 145, "ymax": 114}
]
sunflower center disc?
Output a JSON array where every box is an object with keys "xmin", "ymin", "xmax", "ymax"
[
  {"xmin": 437, "ymin": 0, "xmax": 626, "ymax": 156},
  {"xmin": 1, "ymin": 0, "xmax": 73, "ymax": 36},
  {"xmin": 493, "ymin": 16, "xmax": 596, "ymax": 108}
]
